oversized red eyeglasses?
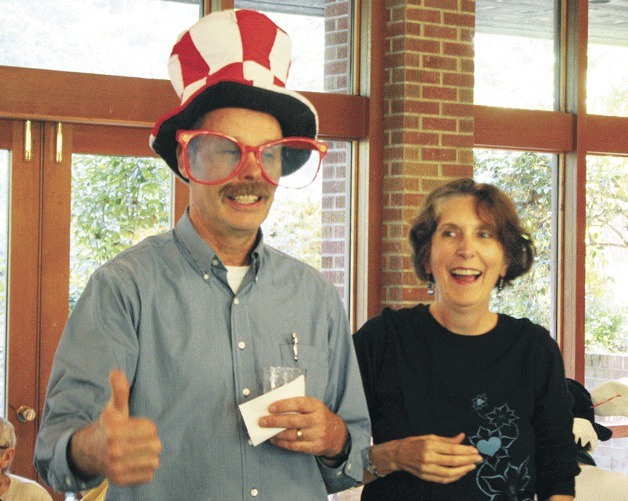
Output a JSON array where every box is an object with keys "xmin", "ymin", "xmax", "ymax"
[{"xmin": 176, "ymin": 130, "xmax": 328, "ymax": 189}]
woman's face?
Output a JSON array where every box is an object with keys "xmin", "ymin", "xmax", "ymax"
[{"xmin": 427, "ymin": 195, "xmax": 508, "ymax": 313}]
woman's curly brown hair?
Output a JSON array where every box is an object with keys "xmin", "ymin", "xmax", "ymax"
[{"xmin": 409, "ymin": 178, "xmax": 536, "ymax": 287}]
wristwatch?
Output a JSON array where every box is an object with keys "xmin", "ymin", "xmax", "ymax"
[{"xmin": 366, "ymin": 447, "xmax": 385, "ymax": 478}]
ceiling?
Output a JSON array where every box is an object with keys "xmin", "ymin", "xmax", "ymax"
[
  {"xmin": 167, "ymin": 0, "xmax": 627, "ymax": 46},
  {"xmin": 476, "ymin": 0, "xmax": 628, "ymax": 46}
]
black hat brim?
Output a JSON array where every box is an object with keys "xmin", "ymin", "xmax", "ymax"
[{"xmin": 151, "ymin": 81, "xmax": 317, "ymax": 181}]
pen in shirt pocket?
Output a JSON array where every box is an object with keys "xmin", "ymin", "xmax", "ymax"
[{"xmin": 291, "ymin": 332, "xmax": 298, "ymax": 361}]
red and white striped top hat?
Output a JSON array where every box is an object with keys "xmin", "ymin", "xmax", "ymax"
[{"xmin": 150, "ymin": 9, "xmax": 319, "ymax": 179}]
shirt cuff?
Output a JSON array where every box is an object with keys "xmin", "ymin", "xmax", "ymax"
[
  {"xmin": 48, "ymin": 428, "xmax": 104, "ymax": 492},
  {"xmin": 317, "ymin": 434, "xmax": 368, "ymax": 493}
]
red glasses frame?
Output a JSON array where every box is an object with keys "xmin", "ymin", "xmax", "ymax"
[{"xmin": 176, "ymin": 130, "xmax": 328, "ymax": 188}]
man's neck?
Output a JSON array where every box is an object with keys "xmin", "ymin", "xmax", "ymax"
[{"xmin": 188, "ymin": 214, "xmax": 258, "ymax": 266}]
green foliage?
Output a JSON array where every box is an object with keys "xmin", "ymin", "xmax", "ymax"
[
  {"xmin": 474, "ymin": 151, "xmax": 627, "ymax": 353},
  {"xmin": 70, "ymin": 155, "xmax": 171, "ymax": 308},
  {"xmin": 474, "ymin": 150, "xmax": 553, "ymax": 329},
  {"xmin": 262, "ymin": 187, "xmax": 322, "ymax": 270},
  {"xmin": 584, "ymin": 156, "xmax": 627, "ymax": 352}
]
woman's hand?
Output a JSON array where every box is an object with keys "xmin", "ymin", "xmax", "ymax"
[{"xmin": 368, "ymin": 433, "xmax": 482, "ymax": 485}]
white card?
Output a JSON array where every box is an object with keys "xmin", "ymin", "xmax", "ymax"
[{"xmin": 238, "ymin": 375, "xmax": 306, "ymax": 446}]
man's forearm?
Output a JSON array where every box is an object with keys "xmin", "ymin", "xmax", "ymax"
[{"xmin": 68, "ymin": 421, "xmax": 106, "ymax": 479}]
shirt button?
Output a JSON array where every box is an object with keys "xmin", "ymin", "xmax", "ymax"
[
  {"xmin": 251, "ymin": 488, "xmax": 259, "ymax": 496},
  {"xmin": 242, "ymin": 388, "xmax": 251, "ymax": 397},
  {"xmin": 212, "ymin": 259, "xmax": 219, "ymax": 266},
  {"xmin": 238, "ymin": 341, "xmax": 246, "ymax": 350},
  {"xmin": 203, "ymin": 274, "xmax": 209, "ymax": 280},
  {"xmin": 65, "ymin": 477, "xmax": 72, "ymax": 488},
  {"xmin": 234, "ymin": 298, "xmax": 240, "ymax": 305}
]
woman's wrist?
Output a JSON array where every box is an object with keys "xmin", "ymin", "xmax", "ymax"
[{"xmin": 368, "ymin": 440, "xmax": 401, "ymax": 478}]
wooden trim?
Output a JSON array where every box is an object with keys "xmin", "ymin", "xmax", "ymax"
[
  {"xmin": 366, "ymin": 1, "xmax": 385, "ymax": 320},
  {"xmin": 72, "ymin": 124, "xmax": 155, "ymax": 156},
  {"xmin": 0, "ymin": 65, "xmax": 369, "ymax": 139},
  {"xmin": 38, "ymin": 123, "xmax": 72, "ymax": 420},
  {"xmin": 584, "ymin": 115, "xmax": 628, "ymax": 155},
  {"xmin": 0, "ymin": 120, "xmax": 11, "ymax": 148},
  {"xmin": 7, "ymin": 120, "xmax": 42, "ymax": 479},
  {"xmin": 0, "ymin": 66, "xmax": 176, "ymax": 128},
  {"xmin": 474, "ymin": 105, "xmax": 575, "ymax": 152}
]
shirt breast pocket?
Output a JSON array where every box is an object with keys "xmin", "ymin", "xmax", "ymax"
[{"xmin": 279, "ymin": 344, "xmax": 328, "ymax": 401}]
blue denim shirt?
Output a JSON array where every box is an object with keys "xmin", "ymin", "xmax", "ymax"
[{"xmin": 35, "ymin": 211, "xmax": 371, "ymax": 500}]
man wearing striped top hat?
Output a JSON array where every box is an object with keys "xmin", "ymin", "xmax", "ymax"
[{"xmin": 35, "ymin": 9, "xmax": 371, "ymax": 500}]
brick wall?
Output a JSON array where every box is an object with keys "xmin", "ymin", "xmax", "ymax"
[
  {"xmin": 382, "ymin": 0, "xmax": 475, "ymax": 308},
  {"xmin": 322, "ymin": 0, "xmax": 351, "ymax": 303}
]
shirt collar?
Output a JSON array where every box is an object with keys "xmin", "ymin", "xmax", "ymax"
[{"xmin": 173, "ymin": 209, "xmax": 264, "ymax": 276}]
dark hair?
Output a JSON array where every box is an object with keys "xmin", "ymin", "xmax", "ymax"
[{"xmin": 409, "ymin": 178, "xmax": 535, "ymax": 287}]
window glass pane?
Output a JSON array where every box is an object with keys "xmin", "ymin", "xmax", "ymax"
[
  {"xmin": 0, "ymin": 0, "xmax": 200, "ymax": 78},
  {"xmin": 234, "ymin": 0, "xmax": 353, "ymax": 94},
  {"xmin": 0, "ymin": 150, "xmax": 8, "ymax": 415},
  {"xmin": 587, "ymin": 1, "xmax": 628, "ymax": 117},
  {"xmin": 70, "ymin": 155, "xmax": 173, "ymax": 309},
  {"xmin": 475, "ymin": 0, "xmax": 556, "ymax": 110},
  {"xmin": 474, "ymin": 149, "xmax": 555, "ymax": 333},
  {"xmin": 262, "ymin": 141, "xmax": 352, "ymax": 309},
  {"xmin": 584, "ymin": 155, "xmax": 628, "ymax": 474}
]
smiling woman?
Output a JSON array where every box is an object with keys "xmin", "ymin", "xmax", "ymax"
[{"xmin": 353, "ymin": 178, "xmax": 579, "ymax": 501}]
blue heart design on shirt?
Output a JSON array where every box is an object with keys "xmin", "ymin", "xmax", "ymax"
[{"xmin": 477, "ymin": 437, "xmax": 502, "ymax": 457}]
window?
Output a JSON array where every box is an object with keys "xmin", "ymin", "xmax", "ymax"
[
  {"xmin": 474, "ymin": 0, "xmax": 628, "ymax": 473},
  {"xmin": 0, "ymin": 0, "xmax": 374, "ymax": 483},
  {"xmin": 474, "ymin": 149, "xmax": 556, "ymax": 333},
  {"xmin": 0, "ymin": 149, "xmax": 8, "ymax": 415},
  {"xmin": 0, "ymin": 0, "xmax": 201, "ymax": 78},
  {"xmin": 475, "ymin": 0, "xmax": 557, "ymax": 110}
]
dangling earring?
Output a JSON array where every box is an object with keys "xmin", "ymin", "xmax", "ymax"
[
  {"xmin": 427, "ymin": 274, "xmax": 435, "ymax": 295},
  {"xmin": 497, "ymin": 276, "xmax": 505, "ymax": 293}
]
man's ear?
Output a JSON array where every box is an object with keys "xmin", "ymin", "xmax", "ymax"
[
  {"xmin": 0, "ymin": 448, "xmax": 15, "ymax": 471},
  {"xmin": 175, "ymin": 144, "xmax": 189, "ymax": 181}
]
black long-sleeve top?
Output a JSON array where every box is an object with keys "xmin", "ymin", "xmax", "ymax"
[{"xmin": 354, "ymin": 304, "xmax": 579, "ymax": 500}]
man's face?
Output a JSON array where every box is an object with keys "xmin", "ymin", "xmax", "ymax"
[{"xmin": 177, "ymin": 107, "xmax": 281, "ymax": 246}]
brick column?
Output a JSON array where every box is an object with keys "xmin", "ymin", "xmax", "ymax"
[
  {"xmin": 322, "ymin": 0, "xmax": 351, "ymax": 303},
  {"xmin": 382, "ymin": 0, "xmax": 476, "ymax": 308}
]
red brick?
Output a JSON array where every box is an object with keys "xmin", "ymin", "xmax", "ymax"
[
  {"xmin": 425, "ymin": 0, "xmax": 459, "ymax": 11},
  {"xmin": 424, "ymin": 24, "xmax": 457, "ymax": 40},
  {"xmin": 443, "ymin": 163, "xmax": 473, "ymax": 177},
  {"xmin": 461, "ymin": 0, "xmax": 476, "ymax": 14},
  {"xmin": 325, "ymin": 2, "xmax": 349, "ymax": 17},
  {"xmin": 443, "ymin": 72, "xmax": 474, "ymax": 87},
  {"xmin": 407, "ymin": 7, "xmax": 441, "ymax": 24},
  {"xmin": 460, "ymin": 58, "xmax": 474, "ymax": 72},
  {"xmin": 444, "ymin": 12, "xmax": 474, "ymax": 28},
  {"xmin": 423, "ymin": 85, "xmax": 457, "ymax": 101},
  {"xmin": 422, "ymin": 148, "xmax": 457, "ymax": 162},
  {"xmin": 442, "ymin": 133, "xmax": 474, "ymax": 148},
  {"xmin": 410, "ymin": 69, "xmax": 441, "ymax": 84},
  {"xmin": 422, "ymin": 116, "xmax": 457, "ymax": 131},
  {"xmin": 444, "ymin": 42, "xmax": 474, "ymax": 58},
  {"xmin": 423, "ymin": 55, "xmax": 458, "ymax": 71},
  {"xmin": 404, "ymin": 100, "xmax": 440, "ymax": 115},
  {"xmin": 442, "ymin": 102, "xmax": 474, "ymax": 117}
]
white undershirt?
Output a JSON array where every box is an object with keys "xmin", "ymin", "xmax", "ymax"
[{"xmin": 225, "ymin": 265, "xmax": 250, "ymax": 294}]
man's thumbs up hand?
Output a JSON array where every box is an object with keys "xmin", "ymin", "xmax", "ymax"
[{"xmin": 69, "ymin": 369, "xmax": 162, "ymax": 486}]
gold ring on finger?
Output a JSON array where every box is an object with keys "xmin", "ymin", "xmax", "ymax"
[{"xmin": 296, "ymin": 428, "xmax": 303, "ymax": 440}]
